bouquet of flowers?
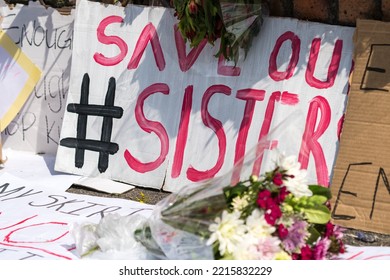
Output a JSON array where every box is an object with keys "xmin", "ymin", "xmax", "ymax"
[
  {"xmin": 171, "ymin": 0, "xmax": 264, "ymax": 63},
  {"xmin": 132, "ymin": 153, "xmax": 345, "ymax": 260},
  {"xmin": 71, "ymin": 114, "xmax": 345, "ymax": 260}
]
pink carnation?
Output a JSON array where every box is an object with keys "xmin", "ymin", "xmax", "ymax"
[{"xmin": 313, "ymin": 238, "xmax": 331, "ymax": 260}]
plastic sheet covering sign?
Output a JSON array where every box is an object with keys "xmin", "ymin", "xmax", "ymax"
[
  {"xmin": 331, "ymin": 20, "xmax": 390, "ymax": 235},
  {"xmin": 0, "ymin": 172, "xmax": 153, "ymax": 260},
  {"xmin": 0, "ymin": 29, "xmax": 40, "ymax": 132},
  {"xmin": 55, "ymin": 0, "xmax": 355, "ymax": 192},
  {"xmin": 0, "ymin": 1, "xmax": 74, "ymax": 154}
]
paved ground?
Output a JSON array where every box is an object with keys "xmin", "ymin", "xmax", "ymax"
[{"xmin": 67, "ymin": 184, "xmax": 390, "ymax": 247}]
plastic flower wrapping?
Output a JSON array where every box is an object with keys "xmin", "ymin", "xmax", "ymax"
[
  {"xmin": 72, "ymin": 115, "xmax": 345, "ymax": 260},
  {"xmin": 171, "ymin": 0, "xmax": 264, "ymax": 62}
]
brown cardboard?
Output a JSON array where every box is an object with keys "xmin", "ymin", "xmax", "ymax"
[{"xmin": 331, "ymin": 20, "xmax": 390, "ymax": 234}]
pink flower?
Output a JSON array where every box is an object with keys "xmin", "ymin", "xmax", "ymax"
[
  {"xmin": 325, "ymin": 222, "xmax": 344, "ymax": 240},
  {"xmin": 253, "ymin": 237, "xmax": 282, "ymax": 260},
  {"xmin": 313, "ymin": 238, "xmax": 331, "ymax": 260},
  {"xmin": 282, "ymin": 220, "xmax": 308, "ymax": 252}
]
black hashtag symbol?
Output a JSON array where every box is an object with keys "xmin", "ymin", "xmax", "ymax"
[{"xmin": 60, "ymin": 73, "xmax": 123, "ymax": 173}]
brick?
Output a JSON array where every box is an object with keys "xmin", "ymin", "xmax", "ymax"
[
  {"xmin": 293, "ymin": 0, "xmax": 331, "ymax": 23},
  {"xmin": 338, "ymin": 0, "xmax": 378, "ymax": 25},
  {"xmin": 383, "ymin": 0, "xmax": 390, "ymax": 21}
]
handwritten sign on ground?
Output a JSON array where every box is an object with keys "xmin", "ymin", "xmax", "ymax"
[
  {"xmin": 55, "ymin": 0, "xmax": 354, "ymax": 192},
  {"xmin": 0, "ymin": 172, "xmax": 153, "ymax": 260},
  {"xmin": 0, "ymin": 2, "xmax": 73, "ymax": 154},
  {"xmin": 0, "ymin": 30, "xmax": 40, "ymax": 131},
  {"xmin": 331, "ymin": 20, "xmax": 390, "ymax": 235}
]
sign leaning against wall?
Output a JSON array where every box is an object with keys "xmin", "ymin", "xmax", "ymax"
[{"xmin": 55, "ymin": 0, "xmax": 354, "ymax": 193}]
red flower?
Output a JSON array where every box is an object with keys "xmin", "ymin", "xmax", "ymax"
[
  {"xmin": 273, "ymin": 172, "xmax": 283, "ymax": 186},
  {"xmin": 256, "ymin": 189, "xmax": 272, "ymax": 209},
  {"xmin": 278, "ymin": 223, "xmax": 289, "ymax": 239},
  {"xmin": 291, "ymin": 253, "xmax": 299, "ymax": 260},
  {"xmin": 300, "ymin": 245, "xmax": 314, "ymax": 260},
  {"xmin": 275, "ymin": 186, "xmax": 289, "ymax": 204},
  {"xmin": 264, "ymin": 204, "xmax": 282, "ymax": 226},
  {"xmin": 325, "ymin": 222, "xmax": 334, "ymax": 238}
]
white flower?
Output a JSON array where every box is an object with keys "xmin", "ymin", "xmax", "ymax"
[
  {"xmin": 232, "ymin": 237, "xmax": 258, "ymax": 260},
  {"xmin": 277, "ymin": 154, "xmax": 312, "ymax": 198},
  {"xmin": 206, "ymin": 210, "xmax": 246, "ymax": 256},
  {"xmin": 231, "ymin": 195, "xmax": 249, "ymax": 211},
  {"xmin": 245, "ymin": 209, "xmax": 275, "ymax": 238}
]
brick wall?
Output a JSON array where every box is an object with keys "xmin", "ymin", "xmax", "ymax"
[{"xmin": 268, "ymin": 0, "xmax": 386, "ymax": 26}]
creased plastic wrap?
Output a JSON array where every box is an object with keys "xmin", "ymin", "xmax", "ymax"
[{"xmin": 134, "ymin": 112, "xmax": 309, "ymax": 259}]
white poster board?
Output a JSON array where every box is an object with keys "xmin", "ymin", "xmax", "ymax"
[
  {"xmin": 55, "ymin": 0, "xmax": 354, "ymax": 192},
  {"xmin": 0, "ymin": 172, "xmax": 153, "ymax": 260},
  {"xmin": 1, "ymin": 2, "xmax": 74, "ymax": 154}
]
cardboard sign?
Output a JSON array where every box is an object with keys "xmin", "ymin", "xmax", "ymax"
[
  {"xmin": 55, "ymin": 0, "xmax": 354, "ymax": 192},
  {"xmin": 0, "ymin": 29, "xmax": 40, "ymax": 131},
  {"xmin": 0, "ymin": 172, "xmax": 153, "ymax": 260},
  {"xmin": 331, "ymin": 20, "xmax": 390, "ymax": 235},
  {"xmin": 0, "ymin": 2, "xmax": 74, "ymax": 154}
]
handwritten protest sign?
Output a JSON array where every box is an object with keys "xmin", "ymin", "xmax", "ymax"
[
  {"xmin": 1, "ymin": 2, "xmax": 73, "ymax": 154},
  {"xmin": 0, "ymin": 172, "xmax": 153, "ymax": 259},
  {"xmin": 55, "ymin": 0, "xmax": 354, "ymax": 192},
  {"xmin": 0, "ymin": 29, "xmax": 40, "ymax": 132},
  {"xmin": 331, "ymin": 20, "xmax": 390, "ymax": 235}
]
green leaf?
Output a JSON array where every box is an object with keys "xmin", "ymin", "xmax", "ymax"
[
  {"xmin": 303, "ymin": 205, "xmax": 331, "ymax": 224},
  {"xmin": 306, "ymin": 226, "xmax": 321, "ymax": 245},
  {"xmin": 309, "ymin": 185, "xmax": 332, "ymax": 199},
  {"xmin": 307, "ymin": 195, "xmax": 328, "ymax": 206},
  {"xmin": 223, "ymin": 184, "xmax": 247, "ymax": 198}
]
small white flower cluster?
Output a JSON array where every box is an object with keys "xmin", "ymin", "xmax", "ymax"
[
  {"xmin": 206, "ymin": 209, "xmax": 289, "ymax": 260},
  {"xmin": 276, "ymin": 154, "xmax": 313, "ymax": 198}
]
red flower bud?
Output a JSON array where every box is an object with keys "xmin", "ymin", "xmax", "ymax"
[
  {"xmin": 275, "ymin": 186, "xmax": 289, "ymax": 204},
  {"xmin": 188, "ymin": 1, "xmax": 198, "ymax": 14},
  {"xmin": 272, "ymin": 172, "xmax": 283, "ymax": 186}
]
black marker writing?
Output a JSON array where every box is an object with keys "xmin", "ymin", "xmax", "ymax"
[{"xmin": 60, "ymin": 73, "xmax": 123, "ymax": 173}]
